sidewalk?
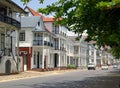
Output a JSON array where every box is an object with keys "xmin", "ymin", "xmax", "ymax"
[{"xmin": 0, "ymin": 69, "xmax": 79, "ymax": 83}]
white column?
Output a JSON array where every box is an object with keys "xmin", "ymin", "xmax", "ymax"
[
  {"xmin": 80, "ymin": 46, "xmax": 82, "ymax": 67},
  {"xmin": 94, "ymin": 49, "xmax": 97, "ymax": 65},
  {"xmin": 31, "ymin": 50, "xmax": 33, "ymax": 69},
  {"xmin": 101, "ymin": 57, "xmax": 103, "ymax": 65},
  {"xmin": 47, "ymin": 49, "xmax": 50, "ymax": 68},
  {"xmin": 42, "ymin": 33, "xmax": 44, "ymax": 69},
  {"xmin": 78, "ymin": 46, "xmax": 80, "ymax": 67},
  {"xmin": 65, "ymin": 54, "xmax": 67, "ymax": 66},
  {"xmin": 58, "ymin": 38, "xmax": 61, "ymax": 68},
  {"xmin": 58, "ymin": 54, "xmax": 61, "ymax": 68},
  {"xmin": 52, "ymin": 53, "xmax": 54, "ymax": 68},
  {"xmin": 69, "ymin": 56, "xmax": 70, "ymax": 64},
  {"xmin": 42, "ymin": 49, "xmax": 44, "ymax": 69},
  {"xmin": 59, "ymin": 38, "xmax": 61, "ymax": 50},
  {"xmin": 16, "ymin": 29, "xmax": 20, "ymax": 72},
  {"xmin": 107, "ymin": 54, "xmax": 110, "ymax": 65},
  {"xmin": 49, "ymin": 53, "xmax": 52, "ymax": 68}
]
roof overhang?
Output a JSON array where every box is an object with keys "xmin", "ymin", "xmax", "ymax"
[{"xmin": 0, "ymin": 0, "xmax": 26, "ymax": 14}]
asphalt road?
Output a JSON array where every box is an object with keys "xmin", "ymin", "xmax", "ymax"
[{"xmin": 0, "ymin": 67, "xmax": 120, "ymax": 88}]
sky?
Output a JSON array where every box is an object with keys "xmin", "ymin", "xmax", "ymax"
[{"xmin": 13, "ymin": 0, "xmax": 58, "ymax": 11}]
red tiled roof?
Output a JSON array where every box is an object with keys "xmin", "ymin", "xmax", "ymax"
[
  {"xmin": 27, "ymin": 6, "xmax": 54, "ymax": 22},
  {"xmin": 43, "ymin": 17, "xmax": 54, "ymax": 22},
  {"xmin": 27, "ymin": 7, "xmax": 40, "ymax": 16}
]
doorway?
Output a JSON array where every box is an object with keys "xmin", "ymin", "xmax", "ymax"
[
  {"xmin": 23, "ymin": 54, "xmax": 27, "ymax": 71},
  {"xmin": 5, "ymin": 60, "xmax": 11, "ymax": 75},
  {"xmin": 54, "ymin": 54, "xmax": 58, "ymax": 67},
  {"xmin": 37, "ymin": 52, "xmax": 40, "ymax": 68}
]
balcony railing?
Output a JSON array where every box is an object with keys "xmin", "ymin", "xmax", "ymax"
[
  {"xmin": 33, "ymin": 40, "xmax": 54, "ymax": 47},
  {"xmin": 0, "ymin": 13, "xmax": 20, "ymax": 28},
  {"xmin": 44, "ymin": 41, "xmax": 53, "ymax": 47},
  {"xmin": 54, "ymin": 47, "xmax": 66, "ymax": 51},
  {"xmin": 33, "ymin": 40, "xmax": 43, "ymax": 46},
  {"xmin": 55, "ymin": 47, "xmax": 59, "ymax": 50}
]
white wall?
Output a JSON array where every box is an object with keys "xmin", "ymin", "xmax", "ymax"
[
  {"xmin": 0, "ymin": 56, "xmax": 22, "ymax": 74},
  {"xmin": 19, "ymin": 28, "xmax": 33, "ymax": 47},
  {"xmin": 44, "ymin": 22, "xmax": 52, "ymax": 32}
]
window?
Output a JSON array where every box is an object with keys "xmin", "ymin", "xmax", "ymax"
[
  {"xmin": 74, "ymin": 46, "xmax": 79, "ymax": 54},
  {"xmin": 33, "ymin": 33, "xmax": 43, "ymax": 45},
  {"xmin": 52, "ymin": 23, "xmax": 59, "ymax": 34},
  {"xmin": 19, "ymin": 30, "xmax": 25, "ymax": 41},
  {"xmin": 1, "ymin": 34, "xmax": 5, "ymax": 51},
  {"xmin": 81, "ymin": 48, "xmax": 86, "ymax": 54},
  {"xmin": 38, "ymin": 21, "xmax": 40, "ymax": 26}
]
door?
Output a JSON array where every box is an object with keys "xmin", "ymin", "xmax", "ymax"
[
  {"xmin": 54, "ymin": 54, "xmax": 58, "ymax": 67},
  {"xmin": 23, "ymin": 54, "xmax": 27, "ymax": 71},
  {"xmin": 5, "ymin": 60, "xmax": 11, "ymax": 75},
  {"xmin": 44, "ymin": 56, "xmax": 46, "ymax": 69},
  {"xmin": 37, "ymin": 52, "xmax": 40, "ymax": 68}
]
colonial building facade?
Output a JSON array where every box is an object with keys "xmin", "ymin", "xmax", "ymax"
[
  {"xmin": 0, "ymin": 0, "xmax": 25, "ymax": 74},
  {"xmin": 19, "ymin": 7, "xmax": 82, "ymax": 70},
  {"xmin": 19, "ymin": 6, "xmax": 115, "ymax": 71}
]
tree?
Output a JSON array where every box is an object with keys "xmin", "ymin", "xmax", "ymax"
[{"xmin": 21, "ymin": 0, "xmax": 120, "ymax": 58}]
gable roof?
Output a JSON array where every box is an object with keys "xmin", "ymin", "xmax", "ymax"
[
  {"xmin": 20, "ymin": 16, "xmax": 52, "ymax": 33},
  {"xmin": 25, "ymin": 6, "xmax": 54, "ymax": 22},
  {"xmin": 21, "ymin": 16, "xmax": 41, "ymax": 27},
  {"xmin": 27, "ymin": 6, "xmax": 40, "ymax": 16}
]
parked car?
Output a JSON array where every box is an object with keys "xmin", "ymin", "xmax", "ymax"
[
  {"xmin": 101, "ymin": 64, "xmax": 108, "ymax": 70},
  {"xmin": 87, "ymin": 63, "xmax": 96, "ymax": 70},
  {"xmin": 113, "ymin": 63, "xmax": 119, "ymax": 69}
]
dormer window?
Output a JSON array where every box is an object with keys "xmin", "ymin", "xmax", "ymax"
[{"xmin": 38, "ymin": 21, "xmax": 40, "ymax": 26}]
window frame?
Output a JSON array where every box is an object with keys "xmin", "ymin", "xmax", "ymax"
[{"xmin": 19, "ymin": 30, "xmax": 25, "ymax": 41}]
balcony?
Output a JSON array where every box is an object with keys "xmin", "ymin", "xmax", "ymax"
[
  {"xmin": 33, "ymin": 40, "xmax": 43, "ymax": 46},
  {"xmin": 60, "ymin": 47, "xmax": 66, "ymax": 51},
  {"xmin": 44, "ymin": 41, "xmax": 47, "ymax": 46},
  {"xmin": 0, "ymin": 13, "xmax": 20, "ymax": 28},
  {"xmin": 44, "ymin": 41, "xmax": 53, "ymax": 47},
  {"xmin": 33, "ymin": 40, "xmax": 54, "ymax": 47},
  {"xmin": 51, "ymin": 43, "xmax": 53, "ymax": 47},
  {"xmin": 55, "ymin": 47, "xmax": 59, "ymax": 50}
]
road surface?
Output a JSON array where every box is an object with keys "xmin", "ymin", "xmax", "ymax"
[{"xmin": 0, "ymin": 67, "xmax": 120, "ymax": 88}]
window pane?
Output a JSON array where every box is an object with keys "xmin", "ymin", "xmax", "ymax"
[{"xmin": 19, "ymin": 30, "xmax": 25, "ymax": 41}]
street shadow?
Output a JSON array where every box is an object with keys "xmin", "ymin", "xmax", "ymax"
[
  {"xmin": 17, "ymin": 75, "xmax": 120, "ymax": 88},
  {"xmin": 15, "ymin": 69, "xmax": 120, "ymax": 88}
]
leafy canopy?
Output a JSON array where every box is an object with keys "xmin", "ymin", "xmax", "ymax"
[{"xmin": 21, "ymin": 0, "xmax": 120, "ymax": 58}]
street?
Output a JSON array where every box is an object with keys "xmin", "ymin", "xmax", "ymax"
[{"xmin": 0, "ymin": 67, "xmax": 120, "ymax": 88}]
